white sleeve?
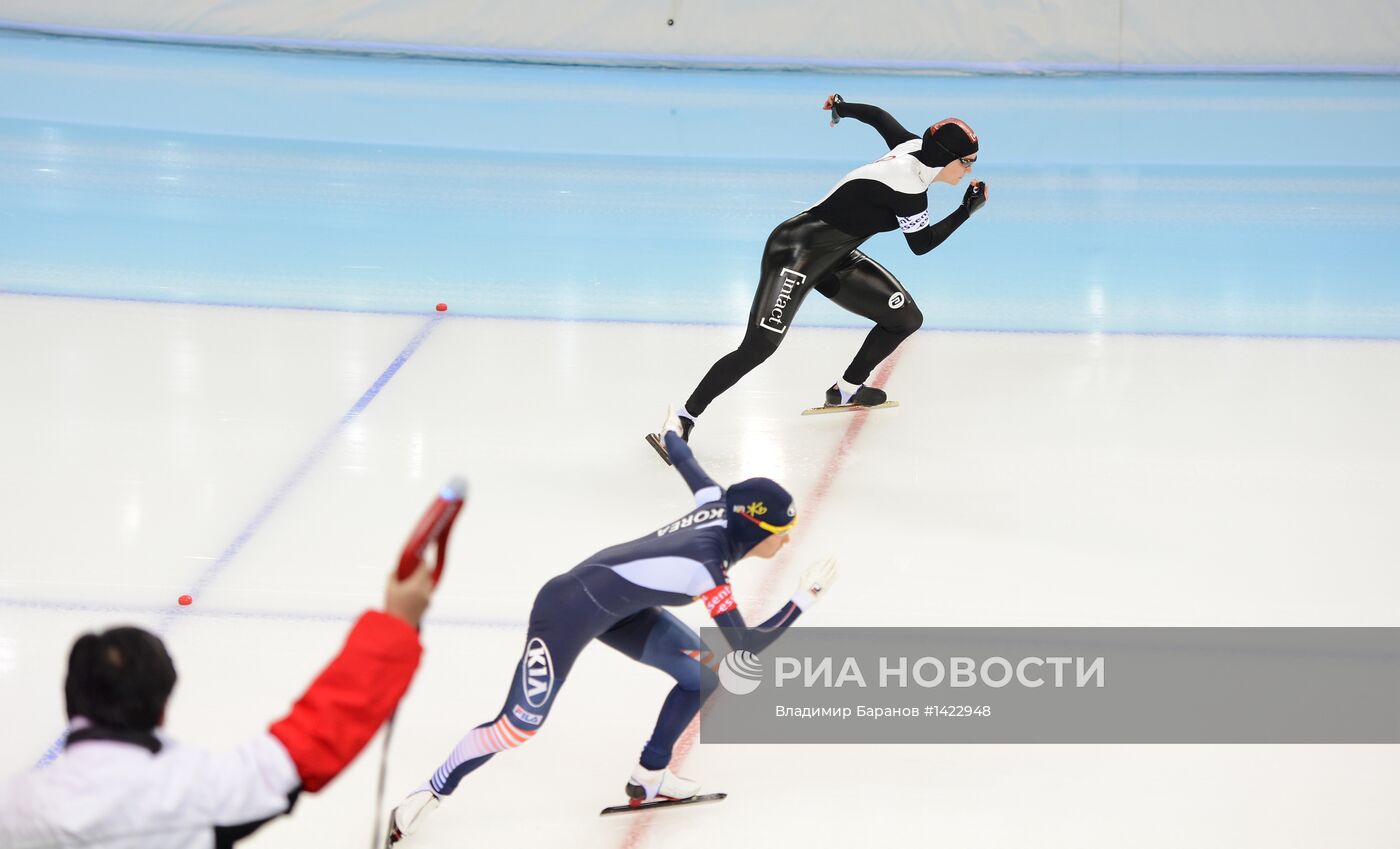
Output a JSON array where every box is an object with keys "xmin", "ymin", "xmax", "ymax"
[{"xmin": 179, "ymin": 732, "xmax": 302, "ymax": 826}]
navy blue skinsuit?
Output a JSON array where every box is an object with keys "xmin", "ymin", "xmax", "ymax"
[{"xmin": 431, "ymin": 432, "xmax": 802, "ymax": 794}]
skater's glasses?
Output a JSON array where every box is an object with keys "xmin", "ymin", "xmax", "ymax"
[
  {"xmin": 958, "ymin": 156, "xmax": 977, "ymax": 168},
  {"xmin": 736, "ymin": 511, "xmax": 798, "ymax": 535}
]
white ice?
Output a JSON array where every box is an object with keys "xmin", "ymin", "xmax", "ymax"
[{"xmin": 2, "ymin": 295, "xmax": 1399, "ymax": 848}]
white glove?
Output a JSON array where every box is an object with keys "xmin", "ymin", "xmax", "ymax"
[{"xmin": 791, "ymin": 557, "xmax": 838, "ymax": 611}]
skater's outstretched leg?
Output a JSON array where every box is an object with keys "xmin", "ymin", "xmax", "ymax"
[
  {"xmin": 674, "ymin": 214, "xmax": 863, "ymax": 436},
  {"xmin": 683, "ymin": 328, "xmax": 781, "ymax": 420},
  {"xmin": 386, "ymin": 699, "xmax": 539, "ymax": 844},
  {"xmin": 386, "ymin": 575, "xmax": 605, "ymax": 845}
]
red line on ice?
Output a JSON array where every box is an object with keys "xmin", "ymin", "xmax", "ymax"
[{"xmin": 617, "ymin": 350, "xmax": 903, "ymax": 849}]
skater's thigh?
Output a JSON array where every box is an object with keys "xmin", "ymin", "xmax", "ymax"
[
  {"xmin": 745, "ymin": 254, "xmax": 821, "ymax": 338},
  {"xmin": 818, "ymin": 251, "xmax": 918, "ymax": 323},
  {"xmin": 499, "ymin": 575, "xmax": 613, "ymax": 722},
  {"xmin": 746, "ymin": 221, "xmax": 857, "ymax": 337},
  {"xmin": 524, "ymin": 575, "xmax": 614, "ymax": 676},
  {"xmin": 599, "ymin": 608, "xmax": 703, "ymax": 659},
  {"xmin": 598, "ymin": 608, "xmax": 711, "ymax": 689}
]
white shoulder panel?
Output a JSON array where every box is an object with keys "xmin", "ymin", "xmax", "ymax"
[
  {"xmin": 891, "ymin": 139, "xmax": 923, "ymax": 157},
  {"xmin": 693, "ymin": 485, "xmax": 722, "ymax": 507},
  {"xmin": 611, "ymin": 556, "xmax": 718, "ymax": 596},
  {"xmin": 808, "ymin": 141, "xmax": 935, "ymax": 208}
]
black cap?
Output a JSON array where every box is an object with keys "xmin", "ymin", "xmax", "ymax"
[
  {"xmin": 725, "ymin": 478, "xmax": 797, "ymax": 551},
  {"xmin": 918, "ymin": 118, "xmax": 979, "ymax": 167}
]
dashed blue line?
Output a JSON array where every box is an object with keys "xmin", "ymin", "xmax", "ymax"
[
  {"xmin": 169, "ymin": 314, "xmax": 442, "ymax": 624},
  {"xmin": 32, "ymin": 313, "xmax": 444, "ymax": 767}
]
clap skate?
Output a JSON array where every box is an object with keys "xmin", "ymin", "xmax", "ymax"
[
  {"xmin": 384, "ymin": 789, "xmax": 439, "ymax": 846},
  {"xmin": 644, "ymin": 408, "xmax": 695, "ymax": 466},
  {"xmin": 598, "ymin": 764, "xmax": 726, "ymax": 816},
  {"xmin": 801, "ymin": 383, "xmax": 900, "ymax": 416}
]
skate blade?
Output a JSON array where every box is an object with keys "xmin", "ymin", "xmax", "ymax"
[
  {"xmin": 599, "ymin": 792, "xmax": 727, "ymax": 816},
  {"xmin": 800, "ymin": 400, "xmax": 900, "ymax": 416},
  {"xmin": 644, "ymin": 433, "xmax": 673, "ymax": 466}
]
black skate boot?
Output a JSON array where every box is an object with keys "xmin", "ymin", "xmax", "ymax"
[
  {"xmin": 825, "ymin": 383, "xmax": 887, "ymax": 408},
  {"xmin": 679, "ymin": 415, "xmax": 694, "ymax": 441}
]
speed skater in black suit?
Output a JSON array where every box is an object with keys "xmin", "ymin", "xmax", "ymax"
[{"xmin": 650, "ymin": 94, "xmax": 987, "ymax": 460}]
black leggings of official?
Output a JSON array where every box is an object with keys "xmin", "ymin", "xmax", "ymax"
[{"xmin": 685, "ymin": 213, "xmax": 924, "ymax": 417}]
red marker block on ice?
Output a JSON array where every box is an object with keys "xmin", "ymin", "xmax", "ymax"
[
  {"xmin": 435, "ymin": 303, "xmax": 447, "ymax": 312},
  {"xmin": 178, "ymin": 595, "xmax": 192, "ymax": 606}
]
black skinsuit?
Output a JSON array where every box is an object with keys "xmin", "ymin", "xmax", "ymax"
[{"xmin": 686, "ymin": 101, "xmax": 974, "ymax": 416}]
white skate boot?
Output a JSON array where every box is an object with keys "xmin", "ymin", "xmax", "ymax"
[
  {"xmin": 384, "ymin": 789, "xmax": 439, "ymax": 846},
  {"xmin": 626, "ymin": 763, "xmax": 701, "ymax": 804},
  {"xmin": 600, "ymin": 764, "xmax": 725, "ymax": 815},
  {"xmin": 644, "ymin": 405, "xmax": 696, "ymax": 466}
]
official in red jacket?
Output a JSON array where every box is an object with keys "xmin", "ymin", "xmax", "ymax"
[{"xmin": 0, "ymin": 563, "xmax": 437, "ymax": 849}]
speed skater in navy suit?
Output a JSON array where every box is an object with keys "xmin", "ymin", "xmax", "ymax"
[{"xmin": 385, "ymin": 410, "xmax": 839, "ymax": 844}]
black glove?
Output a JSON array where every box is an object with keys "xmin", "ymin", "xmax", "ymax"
[
  {"xmin": 825, "ymin": 93, "xmax": 845, "ymax": 127},
  {"xmin": 961, "ymin": 181, "xmax": 987, "ymax": 216}
]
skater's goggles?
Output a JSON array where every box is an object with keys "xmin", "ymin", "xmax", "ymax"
[{"xmin": 736, "ymin": 511, "xmax": 798, "ymax": 536}]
